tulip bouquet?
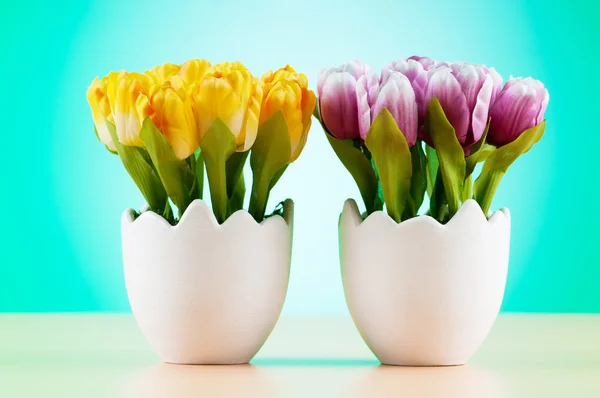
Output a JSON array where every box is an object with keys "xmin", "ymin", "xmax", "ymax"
[
  {"xmin": 317, "ymin": 57, "xmax": 549, "ymax": 223},
  {"xmin": 87, "ymin": 61, "xmax": 315, "ymax": 224}
]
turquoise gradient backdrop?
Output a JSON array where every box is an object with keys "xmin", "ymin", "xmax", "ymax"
[{"xmin": 1, "ymin": 0, "xmax": 599, "ymax": 314}]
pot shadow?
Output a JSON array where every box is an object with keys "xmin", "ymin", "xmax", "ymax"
[
  {"xmin": 123, "ymin": 362, "xmax": 278, "ymax": 398},
  {"xmin": 346, "ymin": 364, "xmax": 507, "ymax": 398},
  {"xmin": 251, "ymin": 357, "xmax": 379, "ymax": 367}
]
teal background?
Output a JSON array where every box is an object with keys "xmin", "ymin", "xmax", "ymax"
[{"xmin": 1, "ymin": 0, "xmax": 598, "ymax": 314}]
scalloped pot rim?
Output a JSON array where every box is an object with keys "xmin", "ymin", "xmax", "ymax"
[
  {"xmin": 342, "ymin": 198, "xmax": 510, "ymax": 230},
  {"xmin": 122, "ymin": 199, "xmax": 294, "ymax": 230}
]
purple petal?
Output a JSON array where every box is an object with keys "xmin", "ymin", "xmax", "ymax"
[
  {"xmin": 342, "ymin": 59, "xmax": 374, "ymax": 81},
  {"xmin": 371, "ymin": 72, "xmax": 418, "ymax": 146},
  {"xmin": 363, "ymin": 69, "xmax": 379, "ymax": 108},
  {"xmin": 408, "ymin": 56, "xmax": 438, "ymax": 70},
  {"xmin": 412, "ymin": 69, "xmax": 429, "ymax": 125},
  {"xmin": 385, "ymin": 59, "xmax": 425, "ymax": 84},
  {"xmin": 425, "ymin": 68, "xmax": 470, "ymax": 145},
  {"xmin": 319, "ymin": 72, "xmax": 360, "ymax": 140},
  {"xmin": 471, "ymin": 75, "xmax": 493, "ymax": 144},
  {"xmin": 453, "ymin": 63, "xmax": 486, "ymax": 114},
  {"xmin": 536, "ymin": 88, "xmax": 550, "ymax": 124},
  {"xmin": 488, "ymin": 67, "xmax": 503, "ymax": 105},
  {"xmin": 488, "ymin": 80, "xmax": 544, "ymax": 146},
  {"xmin": 384, "ymin": 59, "xmax": 429, "ymax": 125},
  {"xmin": 357, "ymin": 76, "xmax": 373, "ymax": 140},
  {"xmin": 317, "ymin": 67, "xmax": 337, "ymax": 95}
]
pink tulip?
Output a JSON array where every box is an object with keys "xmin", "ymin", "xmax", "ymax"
[
  {"xmin": 381, "ymin": 58, "xmax": 429, "ymax": 126},
  {"xmin": 317, "ymin": 60, "xmax": 378, "ymax": 140},
  {"xmin": 407, "ymin": 55, "xmax": 446, "ymax": 71},
  {"xmin": 422, "ymin": 62, "xmax": 503, "ymax": 150},
  {"xmin": 359, "ymin": 70, "xmax": 418, "ymax": 146},
  {"xmin": 488, "ymin": 77, "xmax": 549, "ymax": 147}
]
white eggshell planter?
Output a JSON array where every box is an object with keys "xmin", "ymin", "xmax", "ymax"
[
  {"xmin": 121, "ymin": 199, "xmax": 294, "ymax": 365},
  {"xmin": 340, "ymin": 199, "xmax": 511, "ymax": 366}
]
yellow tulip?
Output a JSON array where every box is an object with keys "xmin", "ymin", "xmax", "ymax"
[
  {"xmin": 111, "ymin": 73, "xmax": 197, "ymax": 159},
  {"xmin": 260, "ymin": 65, "xmax": 316, "ymax": 161},
  {"xmin": 86, "ymin": 71, "xmax": 125, "ymax": 151},
  {"xmin": 146, "ymin": 62, "xmax": 181, "ymax": 84},
  {"xmin": 138, "ymin": 75, "xmax": 198, "ymax": 159},
  {"xmin": 112, "ymin": 72, "xmax": 148, "ymax": 147},
  {"xmin": 191, "ymin": 61, "xmax": 263, "ymax": 151},
  {"xmin": 179, "ymin": 59, "xmax": 211, "ymax": 86}
]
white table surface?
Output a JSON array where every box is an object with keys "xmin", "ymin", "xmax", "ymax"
[{"xmin": 0, "ymin": 314, "xmax": 599, "ymax": 397}]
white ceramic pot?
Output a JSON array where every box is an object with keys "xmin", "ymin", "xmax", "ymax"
[
  {"xmin": 340, "ymin": 199, "xmax": 511, "ymax": 366},
  {"xmin": 121, "ymin": 199, "xmax": 293, "ymax": 365}
]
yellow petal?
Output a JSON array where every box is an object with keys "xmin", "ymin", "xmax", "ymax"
[
  {"xmin": 240, "ymin": 81, "xmax": 263, "ymax": 151},
  {"xmin": 87, "ymin": 77, "xmax": 115, "ymax": 150},
  {"xmin": 154, "ymin": 83, "xmax": 198, "ymax": 159},
  {"xmin": 259, "ymin": 66, "xmax": 315, "ymax": 161},
  {"xmin": 113, "ymin": 74, "xmax": 147, "ymax": 146},
  {"xmin": 180, "ymin": 59, "xmax": 211, "ymax": 86},
  {"xmin": 193, "ymin": 77, "xmax": 244, "ymax": 142},
  {"xmin": 147, "ymin": 63, "xmax": 181, "ymax": 83},
  {"xmin": 105, "ymin": 70, "xmax": 126, "ymax": 111},
  {"xmin": 296, "ymin": 88, "xmax": 316, "ymax": 161}
]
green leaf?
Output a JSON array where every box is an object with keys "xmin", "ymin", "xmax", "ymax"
[
  {"xmin": 465, "ymin": 121, "xmax": 493, "ymax": 179},
  {"xmin": 194, "ymin": 150, "xmax": 204, "ymax": 200},
  {"xmin": 469, "ymin": 120, "xmax": 490, "ymax": 154},
  {"xmin": 225, "ymin": 151, "xmax": 249, "ymax": 217},
  {"xmin": 326, "ymin": 133, "xmax": 378, "ymax": 214},
  {"xmin": 200, "ymin": 118, "xmax": 237, "ymax": 223},
  {"xmin": 429, "ymin": 168, "xmax": 446, "ymax": 220},
  {"xmin": 365, "ymin": 108, "xmax": 413, "ymax": 223},
  {"xmin": 249, "ymin": 110, "xmax": 292, "ymax": 222},
  {"xmin": 228, "ymin": 173, "xmax": 246, "ymax": 214},
  {"xmin": 105, "ymin": 120, "xmax": 168, "ymax": 214},
  {"xmin": 269, "ymin": 164, "xmax": 289, "ymax": 190},
  {"xmin": 425, "ymin": 97, "xmax": 466, "ymax": 219},
  {"xmin": 474, "ymin": 121, "xmax": 546, "ymax": 215},
  {"xmin": 139, "ymin": 118, "xmax": 195, "ymax": 218},
  {"xmin": 462, "ymin": 174, "xmax": 473, "ymax": 202},
  {"xmin": 426, "ymin": 144, "xmax": 439, "ymax": 198},
  {"xmin": 369, "ymin": 157, "xmax": 385, "ymax": 212},
  {"xmin": 410, "ymin": 141, "xmax": 427, "ymax": 214},
  {"xmin": 226, "ymin": 151, "xmax": 249, "ymax": 198}
]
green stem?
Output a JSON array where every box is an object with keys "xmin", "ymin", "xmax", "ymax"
[
  {"xmin": 227, "ymin": 174, "xmax": 246, "ymax": 217},
  {"xmin": 370, "ymin": 156, "xmax": 384, "ymax": 213},
  {"xmin": 446, "ymin": 186, "xmax": 461, "ymax": 219},
  {"xmin": 462, "ymin": 174, "xmax": 473, "ymax": 202},
  {"xmin": 195, "ymin": 151, "xmax": 204, "ymax": 200},
  {"xmin": 204, "ymin": 155, "xmax": 228, "ymax": 223},
  {"xmin": 477, "ymin": 172, "xmax": 503, "ymax": 217},
  {"xmin": 162, "ymin": 200, "xmax": 174, "ymax": 223},
  {"xmin": 249, "ymin": 173, "xmax": 271, "ymax": 222},
  {"xmin": 429, "ymin": 169, "xmax": 446, "ymax": 221}
]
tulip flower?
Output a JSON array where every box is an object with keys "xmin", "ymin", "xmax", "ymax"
[
  {"xmin": 179, "ymin": 59, "xmax": 211, "ymax": 86},
  {"xmin": 110, "ymin": 72, "xmax": 197, "ymax": 159},
  {"xmin": 260, "ymin": 65, "xmax": 316, "ymax": 161},
  {"xmin": 407, "ymin": 55, "xmax": 443, "ymax": 71},
  {"xmin": 487, "ymin": 77, "xmax": 549, "ymax": 147},
  {"xmin": 146, "ymin": 62, "xmax": 181, "ymax": 84},
  {"xmin": 317, "ymin": 60, "xmax": 379, "ymax": 140},
  {"xmin": 380, "ymin": 58, "xmax": 430, "ymax": 134},
  {"xmin": 86, "ymin": 71, "xmax": 125, "ymax": 151},
  {"xmin": 111, "ymin": 72, "xmax": 153, "ymax": 147},
  {"xmin": 191, "ymin": 61, "xmax": 263, "ymax": 152},
  {"xmin": 423, "ymin": 62, "xmax": 503, "ymax": 150},
  {"xmin": 138, "ymin": 76, "xmax": 198, "ymax": 159},
  {"xmin": 360, "ymin": 70, "xmax": 418, "ymax": 146}
]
